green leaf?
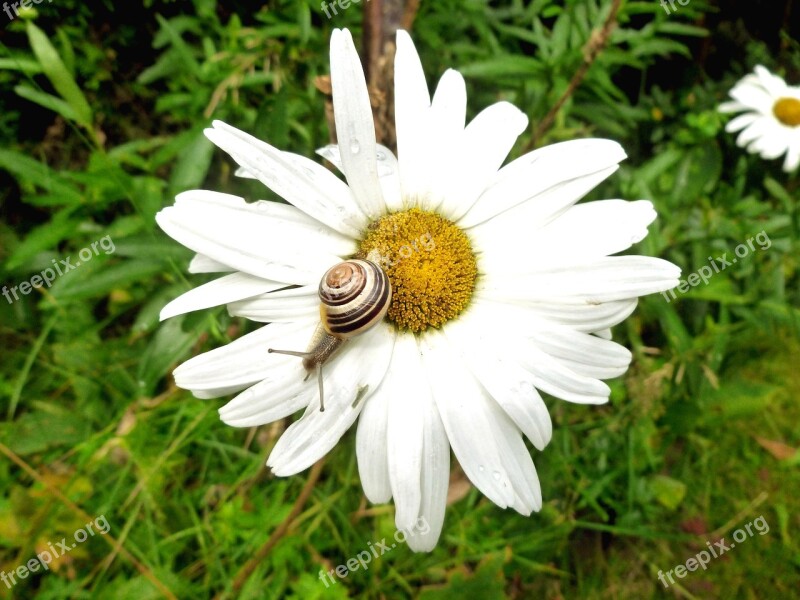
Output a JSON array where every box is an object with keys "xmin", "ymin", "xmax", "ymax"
[
  {"xmin": 0, "ymin": 410, "xmax": 91, "ymax": 456},
  {"xmin": 154, "ymin": 14, "xmax": 201, "ymax": 77},
  {"xmin": 649, "ymin": 475, "xmax": 687, "ymax": 510},
  {"xmin": 3, "ymin": 210, "xmax": 80, "ymax": 272},
  {"xmin": 0, "ymin": 57, "xmax": 43, "ymax": 73},
  {"xmin": 0, "ymin": 149, "xmax": 83, "ymax": 202},
  {"xmin": 656, "ymin": 22, "xmax": 709, "ymax": 37},
  {"xmin": 459, "ymin": 55, "xmax": 544, "ymax": 78},
  {"xmin": 14, "ymin": 84, "xmax": 79, "ymax": 122},
  {"xmin": 26, "ymin": 21, "xmax": 93, "ymax": 128},
  {"xmin": 701, "ymin": 380, "xmax": 781, "ymax": 419},
  {"xmin": 50, "ymin": 258, "xmax": 165, "ymax": 302},
  {"xmin": 169, "ymin": 127, "xmax": 214, "ymax": 195},
  {"xmin": 137, "ymin": 316, "xmax": 202, "ymax": 396}
]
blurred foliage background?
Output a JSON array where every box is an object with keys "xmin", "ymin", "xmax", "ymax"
[{"xmin": 0, "ymin": 0, "xmax": 799, "ymax": 598}]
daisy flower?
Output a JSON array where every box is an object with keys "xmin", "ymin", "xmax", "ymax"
[
  {"xmin": 156, "ymin": 28, "xmax": 680, "ymax": 552},
  {"xmin": 719, "ymin": 65, "xmax": 800, "ymax": 172}
]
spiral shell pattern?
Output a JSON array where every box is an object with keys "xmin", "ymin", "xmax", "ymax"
[{"xmin": 319, "ymin": 260, "xmax": 391, "ymax": 338}]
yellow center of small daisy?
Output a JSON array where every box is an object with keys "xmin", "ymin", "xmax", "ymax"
[
  {"xmin": 773, "ymin": 97, "xmax": 800, "ymax": 127},
  {"xmin": 358, "ymin": 208, "xmax": 477, "ymax": 332}
]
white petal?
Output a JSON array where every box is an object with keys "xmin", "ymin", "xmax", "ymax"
[
  {"xmin": 438, "ymin": 102, "xmax": 529, "ymax": 222},
  {"xmin": 420, "ymin": 331, "xmax": 516, "ymax": 508},
  {"xmin": 420, "ymin": 69, "xmax": 467, "ymax": 210},
  {"xmin": 329, "ymin": 29, "xmax": 385, "ymax": 219},
  {"xmin": 783, "ymin": 137, "xmax": 800, "ymax": 172},
  {"xmin": 718, "ymin": 100, "xmax": 747, "ymax": 114},
  {"xmin": 422, "ymin": 331, "xmax": 541, "ymax": 513},
  {"xmin": 443, "ymin": 316, "xmax": 552, "ymax": 450},
  {"xmin": 173, "ymin": 319, "xmax": 318, "ymax": 398},
  {"xmin": 157, "ymin": 190, "xmax": 349, "ymax": 285},
  {"xmin": 218, "ymin": 359, "xmax": 316, "ymax": 427},
  {"xmin": 205, "ymin": 121, "xmax": 367, "ymax": 237},
  {"xmin": 501, "ymin": 298, "xmax": 638, "ymax": 333},
  {"xmin": 405, "ymin": 381, "xmax": 449, "ymax": 552},
  {"xmin": 754, "ymin": 65, "xmax": 788, "ymax": 97},
  {"xmin": 234, "ymin": 165, "xmax": 257, "ymax": 179},
  {"xmin": 267, "ymin": 324, "xmax": 396, "ymax": 476},
  {"xmin": 467, "ymin": 166, "xmax": 620, "ymax": 251},
  {"xmin": 594, "ymin": 328, "xmax": 613, "ymax": 340},
  {"xmin": 356, "ymin": 374, "xmax": 392, "ymax": 503},
  {"xmin": 228, "ymin": 285, "xmax": 319, "ymax": 323},
  {"xmin": 749, "ymin": 127, "xmax": 791, "ymax": 159},
  {"xmin": 455, "ymin": 302, "xmax": 629, "ymax": 403},
  {"xmin": 395, "ymin": 29, "xmax": 432, "ymax": 204},
  {"xmin": 736, "ymin": 119, "xmax": 770, "ymax": 147},
  {"xmin": 516, "ymin": 339, "xmax": 611, "ymax": 404},
  {"xmin": 479, "ymin": 256, "xmax": 681, "ymax": 303},
  {"xmin": 525, "ymin": 321, "xmax": 632, "ymax": 380},
  {"xmin": 430, "ymin": 69, "xmax": 467, "ymax": 139},
  {"xmin": 730, "ymin": 82, "xmax": 773, "ymax": 114},
  {"xmin": 189, "ymin": 254, "xmax": 235, "ymax": 274},
  {"xmin": 317, "ymin": 144, "xmax": 404, "ymax": 212},
  {"xmin": 725, "ymin": 112, "xmax": 760, "ymax": 133},
  {"xmin": 385, "ymin": 334, "xmax": 428, "ymax": 530},
  {"xmin": 160, "ymin": 273, "xmax": 286, "ymax": 321},
  {"xmin": 479, "ymin": 200, "xmax": 656, "ymax": 276},
  {"xmin": 461, "ymin": 139, "xmax": 626, "ymax": 229}
]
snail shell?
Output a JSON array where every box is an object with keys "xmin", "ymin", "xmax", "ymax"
[{"xmin": 319, "ymin": 259, "xmax": 392, "ymax": 338}]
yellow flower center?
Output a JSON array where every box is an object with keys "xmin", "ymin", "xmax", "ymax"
[
  {"xmin": 358, "ymin": 208, "xmax": 477, "ymax": 332},
  {"xmin": 773, "ymin": 97, "xmax": 800, "ymax": 127}
]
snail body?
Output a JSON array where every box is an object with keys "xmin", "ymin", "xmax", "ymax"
[{"xmin": 269, "ymin": 259, "xmax": 392, "ymax": 411}]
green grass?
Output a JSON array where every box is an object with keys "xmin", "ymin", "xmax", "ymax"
[{"xmin": 1, "ymin": 0, "xmax": 799, "ymax": 598}]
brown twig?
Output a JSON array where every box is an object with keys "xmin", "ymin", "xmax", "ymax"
[
  {"xmin": 401, "ymin": 0, "xmax": 421, "ymax": 29},
  {"xmin": 362, "ymin": 0, "xmax": 421, "ymax": 151},
  {"xmin": 526, "ymin": 0, "xmax": 623, "ymax": 150},
  {"xmin": 218, "ymin": 459, "xmax": 325, "ymax": 598},
  {"xmin": 0, "ymin": 441, "xmax": 178, "ymax": 600}
]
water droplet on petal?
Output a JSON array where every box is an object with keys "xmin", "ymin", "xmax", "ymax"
[
  {"xmin": 376, "ymin": 150, "xmax": 386, "ymax": 161},
  {"xmin": 478, "ymin": 464, "xmax": 485, "ymax": 472},
  {"xmin": 350, "ymin": 138, "xmax": 361, "ymax": 154},
  {"xmin": 492, "ymin": 470, "xmax": 501, "ymax": 481}
]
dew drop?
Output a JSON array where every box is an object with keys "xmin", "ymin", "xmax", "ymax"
[
  {"xmin": 492, "ymin": 470, "xmax": 501, "ymax": 481},
  {"xmin": 350, "ymin": 138, "xmax": 361, "ymax": 154},
  {"xmin": 376, "ymin": 150, "xmax": 386, "ymax": 161},
  {"xmin": 478, "ymin": 465, "xmax": 485, "ymax": 473}
]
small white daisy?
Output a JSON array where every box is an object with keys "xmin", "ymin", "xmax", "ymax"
[
  {"xmin": 156, "ymin": 28, "xmax": 679, "ymax": 551},
  {"xmin": 719, "ymin": 65, "xmax": 800, "ymax": 172}
]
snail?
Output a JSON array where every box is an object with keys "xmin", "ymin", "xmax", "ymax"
[{"xmin": 268, "ymin": 257, "xmax": 392, "ymax": 412}]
